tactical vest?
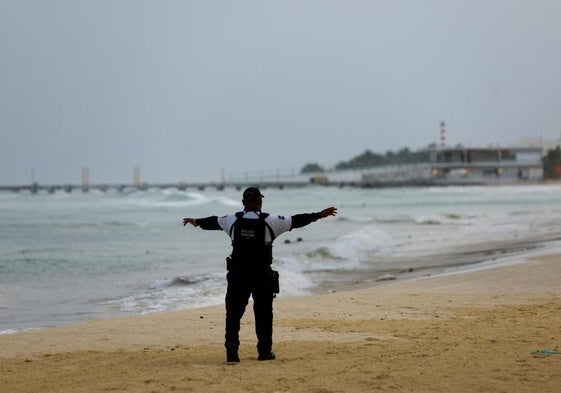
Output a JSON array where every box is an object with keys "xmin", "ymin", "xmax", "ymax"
[{"xmin": 229, "ymin": 212, "xmax": 275, "ymax": 272}]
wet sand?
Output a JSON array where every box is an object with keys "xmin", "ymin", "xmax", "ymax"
[{"xmin": 1, "ymin": 251, "xmax": 561, "ymax": 392}]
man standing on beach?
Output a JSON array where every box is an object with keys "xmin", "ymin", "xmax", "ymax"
[{"xmin": 183, "ymin": 187, "xmax": 337, "ymax": 363}]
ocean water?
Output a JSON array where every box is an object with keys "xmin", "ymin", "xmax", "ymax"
[{"xmin": 1, "ymin": 184, "xmax": 561, "ymax": 334}]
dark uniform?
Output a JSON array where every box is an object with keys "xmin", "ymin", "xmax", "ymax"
[{"xmin": 193, "ymin": 203, "xmax": 324, "ymax": 361}]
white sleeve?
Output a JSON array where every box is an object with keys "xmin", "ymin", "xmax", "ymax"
[
  {"xmin": 217, "ymin": 214, "xmax": 238, "ymax": 239},
  {"xmin": 265, "ymin": 215, "xmax": 293, "ymax": 239}
]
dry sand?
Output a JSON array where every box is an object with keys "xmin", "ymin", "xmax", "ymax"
[{"xmin": 1, "ymin": 252, "xmax": 561, "ymax": 392}]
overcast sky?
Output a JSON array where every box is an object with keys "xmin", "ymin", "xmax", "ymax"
[{"xmin": 1, "ymin": 0, "xmax": 561, "ymax": 185}]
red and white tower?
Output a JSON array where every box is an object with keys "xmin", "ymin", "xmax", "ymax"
[{"xmin": 439, "ymin": 121, "xmax": 446, "ymax": 149}]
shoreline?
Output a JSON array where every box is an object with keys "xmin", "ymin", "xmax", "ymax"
[
  {"xmin": 1, "ymin": 247, "xmax": 561, "ymax": 392},
  {"xmin": 3, "ymin": 234, "xmax": 561, "ymax": 336},
  {"xmin": 312, "ymin": 233, "xmax": 561, "ymax": 295}
]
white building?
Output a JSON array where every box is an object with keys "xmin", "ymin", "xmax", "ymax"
[{"xmin": 361, "ymin": 146, "xmax": 544, "ymax": 186}]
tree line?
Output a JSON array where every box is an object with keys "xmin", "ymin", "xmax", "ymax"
[
  {"xmin": 543, "ymin": 146, "xmax": 561, "ymax": 179},
  {"xmin": 300, "ymin": 145, "xmax": 434, "ymax": 174}
]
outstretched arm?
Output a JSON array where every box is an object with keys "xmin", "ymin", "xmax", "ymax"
[
  {"xmin": 291, "ymin": 206, "xmax": 337, "ymax": 229},
  {"xmin": 182, "ymin": 216, "xmax": 221, "ymax": 230}
]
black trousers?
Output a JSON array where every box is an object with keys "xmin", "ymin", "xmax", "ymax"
[{"xmin": 224, "ymin": 271, "xmax": 274, "ymax": 354}]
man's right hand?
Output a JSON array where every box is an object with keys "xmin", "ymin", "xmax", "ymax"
[{"xmin": 183, "ymin": 218, "xmax": 197, "ymax": 227}]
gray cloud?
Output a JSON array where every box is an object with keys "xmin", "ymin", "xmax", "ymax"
[{"xmin": 1, "ymin": 0, "xmax": 560, "ymax": 184}]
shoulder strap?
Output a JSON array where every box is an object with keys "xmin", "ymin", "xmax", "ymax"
[
  {"xmin": 229, "ymin": 211, "xmax": 244, "ymax": 238},
  {"xmin": 259, "ymin": 213, "xmax": 275, "ymax": 242}
]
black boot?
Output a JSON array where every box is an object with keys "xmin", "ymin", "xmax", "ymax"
[
  {"xmin": 258, "ymin": 351, "xmax": 276, "ymax": 361},
  {"xmin": 226, "ymin": 342, "xmax": 240, "ymax": 363}
]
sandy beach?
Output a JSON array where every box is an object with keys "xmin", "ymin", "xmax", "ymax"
[{"xmin": 1, "ymin": 251, "xmax": 561, "ymax": 393}]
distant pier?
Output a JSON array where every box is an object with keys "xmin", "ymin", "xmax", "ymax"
[{"xmin": 0, "ymin": 180, "xmax": 324, "ymax": 194}]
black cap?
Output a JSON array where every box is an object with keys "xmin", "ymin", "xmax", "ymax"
[{"xmin": 242, "ymin": 187, "xmax": 264, "ymax": 201}]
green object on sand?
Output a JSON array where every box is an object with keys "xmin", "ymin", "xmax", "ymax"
[{"xmin": 531, "ymin": 349, "xmax": 561, "ymax": 355}]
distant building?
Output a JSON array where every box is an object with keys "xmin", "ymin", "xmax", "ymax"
[
  {"xmin": 429, "ymin": 146, "xmax": 543, "ymax": 183},
  {"xmin": 517, "ymin": 137, "xmax": 561, "ymax": 154},
  {"xmin": 361, "ymin": 146, "xmax": 543, "ymax": 186}
]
